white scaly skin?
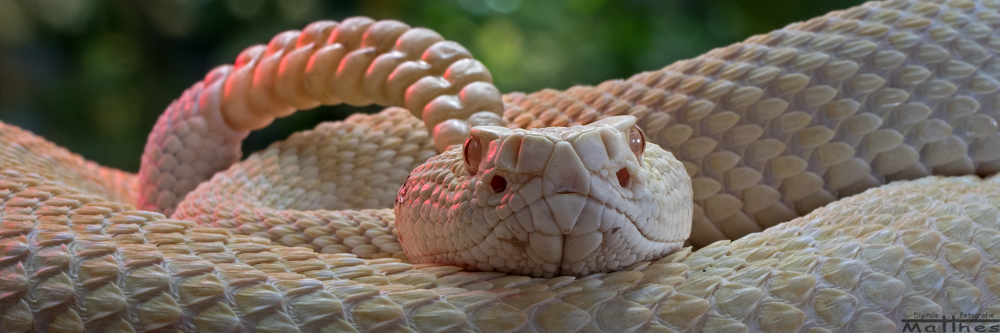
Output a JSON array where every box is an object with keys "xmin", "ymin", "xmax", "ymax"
[
  {"xmin": 0, "ymin": 130, "xmax": 1000, "ymax": 332},
  {"xmin": 395, "ymin": 116, "xmax": 692, "ymax": 277},
  {"xmin": 4, "ymin": 0, "xmax": 1000, "ymax": 331},
  {"xmin": 164, "ymin": 0, "xmax": 1000, "ymax": 252},
  {"xmin": 502, "ymin": 0, "xmax": 1000, "ymax": 247}
]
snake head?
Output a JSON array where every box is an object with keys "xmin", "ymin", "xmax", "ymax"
[{"xmin": 395, "ymin": 116, "xmax": 692, "ymax": 277}]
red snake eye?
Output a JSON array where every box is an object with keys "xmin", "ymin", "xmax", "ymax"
[
  {"xmin": 463, "ymin": 135, "xmax": 483, "ymax": 175},
  {"xmin": 628, "ymin": 124, "xmax": 645, "ymax": 160}
]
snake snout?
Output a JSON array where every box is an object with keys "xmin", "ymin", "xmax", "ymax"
[
  {"xmin": 545, "ymin": 193, "xmax": 589, "ymax": 234},
  {"xmin": 542, "ymin": 141, "xmax": 590, "ymax": 196}
]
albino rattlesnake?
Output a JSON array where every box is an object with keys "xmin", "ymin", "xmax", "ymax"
[{"xmin": 2, "ymin": 0, "xmax": 1000, "ymax": 331}]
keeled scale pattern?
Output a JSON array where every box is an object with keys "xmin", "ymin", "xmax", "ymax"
[
  {"xmin": 504, "ymin": 0, "xmax": 1000, "ymax": 247},
  {"xmin": 5, "ymin": 165, "xmax": 1000, "ymax": 331},
  {"xmin": 7, "ymin": 0, "xmax": 1000, "ymax": 330},
  {"xmin": 0, "ymin": 124, "xmax": 135, "ymax": 204},
  {"xmin": 138, "ymin": 16, "xmax": 505, "ymax": 216},
  {"xmin": 171, "ymin": 108, "xmax": 438, "ymax": 258}
]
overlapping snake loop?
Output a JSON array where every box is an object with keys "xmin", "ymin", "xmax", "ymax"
[{"xmin": 3, "ymin": 0, "xmax": 1000, "ymax": 331}]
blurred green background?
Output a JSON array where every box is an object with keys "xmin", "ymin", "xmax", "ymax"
[{"xmin": 0, "ymin": 0, "xmax": 866, "ymax": 172}]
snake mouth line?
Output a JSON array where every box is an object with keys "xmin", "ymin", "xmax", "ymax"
[{"xmin": 409, "ymin": 195, "xmax": 678, "ymax": 262}]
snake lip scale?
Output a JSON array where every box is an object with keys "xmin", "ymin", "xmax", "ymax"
[{"xmin": 6, "ymin": 0, "xmax": 1000, "ymax": 331}]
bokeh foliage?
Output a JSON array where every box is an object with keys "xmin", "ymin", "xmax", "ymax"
[{"xmin": 0, "ymin": 0, "xmax": 865, "ymax": 172}]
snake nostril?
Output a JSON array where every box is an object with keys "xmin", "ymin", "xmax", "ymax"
[
  {"xmin": 616, "ymin": 168, "xmax": 630, "ymax": 187},
  {"xmin": 490, "ymin": 175, "xmax": 507, "ymax": 192}
]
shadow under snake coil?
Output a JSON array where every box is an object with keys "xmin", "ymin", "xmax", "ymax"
[{"xmin": 2, "ymin": 0, "xmax": 1000, "ymax": 331}]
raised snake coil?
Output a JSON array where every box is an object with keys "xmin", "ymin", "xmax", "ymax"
[
  {"xmin": 5, "ymin": 0, "xmax": 1000, "ymax": 331},
  {"xmin": 137, "ymin": 17, "xmax": 505, "ymax": 216}
]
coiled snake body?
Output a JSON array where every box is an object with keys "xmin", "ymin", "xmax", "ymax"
[{"xmin": 3, "ymin": 0, "xmax": 1000, "ymax": 331}]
